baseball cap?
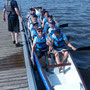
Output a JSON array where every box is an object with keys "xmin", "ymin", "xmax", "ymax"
[
  {"xmin": 49, "ymin": 20, "xmax": 55, "ymax": 25},
  {"xmin": 52, "ymin": 28, "xmax": 61, "ymax": 33}
]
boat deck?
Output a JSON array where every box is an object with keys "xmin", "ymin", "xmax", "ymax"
[{"xmin": 0, "ymin": 12, "xmax": 29, "ymax": 90}]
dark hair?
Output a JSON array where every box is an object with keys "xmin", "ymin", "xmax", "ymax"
[
  {"xmin": 33, "ymin": 14, "xmax": 37, "ymax": 18},
  {"xmin": 33, "ymin": 22, "xmax": 38, "ymax": 26},
  {"xmin": 29, "ymin": 8, "xmax": 35, "ymax": 11},
  {"xmin": 38, "ymin": 7, "xmax": 42, "ymax": 9},
  {"xmin": 44, "ymin": 11, "xmax": 48, "ymax": 14},
  {"xmin": 49, "ymin": 20, "xmax": 55, "ymax": 25},
  {"xmin": 48, "ymin": 15, "xmax": 53, "ymax": 18}
]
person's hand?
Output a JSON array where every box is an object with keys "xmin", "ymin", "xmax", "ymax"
[
  {"xmin": 47, "ymin": 51, "xmax": 51, "ymax": 54},
  {"xmin": 20, "ymin": 17, "xmax": 23, "ymax": 24},
  {"xmin": 3, "ymin": 17, "xmax": 6, "ymax": 22},
  {"xmin": 31, "ymin": 55, "xmax": 33, "ymax": 61},
  {"xmin": 72, "ymin": 47, "xmax": 76, "ymax": 51}
]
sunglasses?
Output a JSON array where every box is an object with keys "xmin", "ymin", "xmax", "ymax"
[{"xmin": 38, "ymin": 31, "xmax": 43, "ymax": 32}]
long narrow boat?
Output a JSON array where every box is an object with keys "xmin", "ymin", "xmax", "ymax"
[
  {"xmin": 33, "ymin": 51, "xmax": 87, "ymax": 90},
  {"xmin": 24, "ymin": 7, "xmax": 87, "ymax": 90}
]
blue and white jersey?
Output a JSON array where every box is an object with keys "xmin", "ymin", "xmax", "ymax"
[
  {"xmin": 39, "ymin": 16, "xmax": 45, "ymax": 22},
  {"xmin": 51, "ymin": 33, "xmax": 68, "ymax": 50},
  {"xmin": 36, "ymin": 12, "xmax": 41, "ymax": 19},
  {"xmin": 48, "ymin": 26, "xmax": 58, "ymax": 34},
  {"xmin": 43, "ymin": 17, "xmax": 48, "ymax": 24},
  {"xmin": 30, "ymin": 22, "xmax": 41, "ymax": 32},
  {"xmin": 43, "ymin": 22, "xmax": 49, "ymax": 34},
  {"xmin": 33, "ymin": 34, "xmax": 48, "ymax": 52},
  {"xmin": 48, "ymin": 26, "xmax": 58, "ymax": 39},
  {"xmin": 31, "ymin": 28, "xmax": 38, "ymax": 39},
  {"xmin": 48, "ymin": 27, "xmax": 53, "ymax": 34}
]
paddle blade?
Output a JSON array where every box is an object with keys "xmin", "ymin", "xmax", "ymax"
[
  {"xmin": 77, "ymin": 46, "xmax": 90, "ymax": 50},
  {"xmin": 59, "ymin": 23, "xmax": 68, "ymax": 28}
]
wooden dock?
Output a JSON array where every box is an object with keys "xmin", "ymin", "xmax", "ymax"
[{"xmin": 0, "ymin": 13, "xmax": 29, "ymax": 90}]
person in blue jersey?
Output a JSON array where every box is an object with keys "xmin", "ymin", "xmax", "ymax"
[
  {"xmin": 31, "ymin": 27, "xmax": 48, "ymax": 59},
  {"xmin": 42, "ymin": 11, "xmax": 49, "ymax": 28},
  {"xmin": 28, "ymin": 8, "xmax": 36, "ymax": 21},
  {"xmin": 39, "ymin": 11, "xmax": 44, "ymax": 21},
  {"xmin": 48, "ymin": 20, "xmax": 58, "ymax": 41},
  {"xmin": 50, "ymin": 29, "xmax": 76, "ymax": 71},
  {"xmin": 31, "ymin": 27, "xmax": 52, "ymax": 67},
  {"xmin": 29, "ymin": 8, "xmax": 36, "ymax": 15},
  {"xmin": 31, "ymin": 22, "xmax": 38, "ymax": 41},
  {"xmin": 36, "ymin": 7, "xmax": 42, "ymax": 19},
  {"xmin": 44, "ymin": 15, "xmax": 59, "ymax": 34},
  {"xmin": 43, "ymin": 15, "xmax": 53, "ymax": 34},
  {"xmin": 29, "ymin": 15, "xmax": 41, "ymax": 32},
  {"xmin": 27, "ymin": 13, "xmax": 35, "ymax": 30}
]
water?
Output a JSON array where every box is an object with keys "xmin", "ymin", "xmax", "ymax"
[{"xmin": 0, "ymin": 0, "xmax": 90, "ymax": 89}]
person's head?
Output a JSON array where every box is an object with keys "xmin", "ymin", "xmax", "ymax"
[
  {"xmin": 26, "ymin": 12, "xmax": 30, "ymax": 19},
  {"xmin": 32, "ymin": 15, "xmax": 37, "ymax": 23},
  {"xmin": 41, "ymin": 11, "xmax": 44, "ymax": 17},
  {"xmin": 37, "ymin": 27, "xmax": 43, "ymax": 37},
  {"xmin": 38, "ymin": 7, "xmax": 42, "ymax": 12},
  {"xmin": 52, "ymin": 28, "xmax": 61, "ymax": 36},
  {"xmin": 48, "ymin": 15, "xmax": 53, "ymax": 22},
  {"xmin": 33, "ymin": 22, "xmax": 38, "ymax": 30},
  {"xmin": 30, "ymin": 13, "xmax": 35, "ymax": 20},
  {"xmin": 44, "ymin": 11, "xmax": 49, "ymax": 18},
  {"xmin": 29, "ymin": 8, "xmax": 35, "ymax": 14},
  {"xmin": 49, "ymin": 20, "xmax": 55, "ymax": 28}
]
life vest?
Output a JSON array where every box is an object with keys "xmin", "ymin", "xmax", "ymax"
[
  {"xmin": 35, "ymin": 34, "xmax": 48, "ymax": 52},
  {"xmin": 5, "ymin": 0, "xmax": 16, "ymax": 16},
  {"xmin": 53, "ymin": 33, "xmax": 65, "ymax": 49},
  {"xmin": 5, "ymin": 0, "xmax": 12, "ymax": 12}
]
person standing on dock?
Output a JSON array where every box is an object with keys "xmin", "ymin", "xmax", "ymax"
[{"xmin": 2, "ymin": 0, "xmax": 23, "ymax": 47}]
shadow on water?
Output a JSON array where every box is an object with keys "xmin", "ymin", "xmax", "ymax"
[
  {"xmin": 79, "ymin": 68, "xmax": 90, "ymax": 90},
  {"xmin": 71, "ymin": 51, "xmax": 90, "ymax": 90}
]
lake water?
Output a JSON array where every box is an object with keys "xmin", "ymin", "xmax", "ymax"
[{"xmin": 0, "ymin": 0, "xmax": 90, "ymax": 89}]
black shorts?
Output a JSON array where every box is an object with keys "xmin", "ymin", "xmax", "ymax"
[
  {"xmin": 36, "ymin": 51, "xmax": 51, "ymax": 59},
  {"xmin": 8, "ymin": 15, "xmax": 20, "ymax": 33},
  {"xmin": 36, "ymin": 51, "xmax": 46, "ymax": 59}
]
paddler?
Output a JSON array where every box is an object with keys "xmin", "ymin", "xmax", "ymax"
[
  {"xmin": 49, "ymin": 28, "xmax": 76, "ymax": 72},
  {"xmin": 31, "ymin": 27, "xmax": 52, "ymax": 67}
]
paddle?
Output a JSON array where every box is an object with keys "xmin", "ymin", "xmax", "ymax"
[
  {"xmin": 76, "ymin": 46, "xmax": 90, "ymax": 50},
  {"xmin": 59, "ymin": 23, "xmax": 68, "ymax": 28},
  {"xmin": 51, "ymin": 46, "xmax": 90, "ymax": 53}
]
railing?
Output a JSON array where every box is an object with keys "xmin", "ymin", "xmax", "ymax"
[
  {"xmin": 18, "ymin": 0, "xmax": 37, "ymax": 89},
  {"xmin": 19, "ymin": 17, "xmax": 37, "ymax": 90}
]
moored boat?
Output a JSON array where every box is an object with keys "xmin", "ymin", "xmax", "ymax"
[
  {"xmin": 23, "ymin": 7, "xmax": 87, "ymax": 90},
  {"xmin": 33, "ymin": 50, "xmax": 87, "ymax": 90}
]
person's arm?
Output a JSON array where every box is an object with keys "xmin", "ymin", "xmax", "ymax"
[
  {"xmin": 14, "ymin": 8, "xmax": 23, "ymax": 23},
  {"xmin": 65, "ymin": 41, "xmax": 76, "ymax": 51},
  {"xmin": 31, "ymin": 36, "xmax": 34, "ymax": 41},
  {"xmin": 2, "ymin": 8, "xmax": 6, "ymax": 22},
  {"xmin": 12, "ymin": 1, "xmax": 23, "ymax": 23},
  {"xmin": 31, "ymin": 37, "xmax": 37, "ymax": 60},
  {"xmin": 48, "ymin": 45, "xmax": 52, "ymax": 54},
  {"xmin": 31, "ymin": 44, "xmax": 35, "ymax": 60},
  {"xmin": 46, "ymin": 35, "xmax": 53, "ymax": 54},
  {"xmin": 63, "ymin": 34, "xmax": 76, "ymax": 51}
]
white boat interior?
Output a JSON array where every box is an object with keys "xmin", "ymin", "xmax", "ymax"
[{"xmin": 44, "ymin": 54, "xmax": 85, "ymax": 90}]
